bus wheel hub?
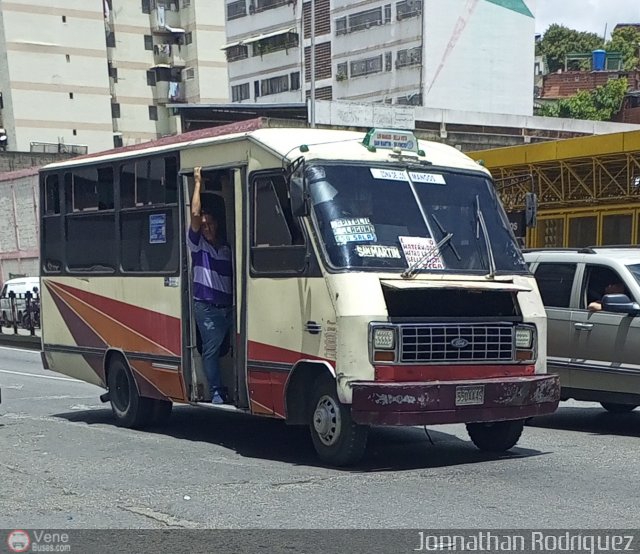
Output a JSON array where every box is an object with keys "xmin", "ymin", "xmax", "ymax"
[{"xmin": 313, "ymin": 396, "xmax": 341, "ymax": 446}]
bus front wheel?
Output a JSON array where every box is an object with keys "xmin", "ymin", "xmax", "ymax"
[
  {"xmin": 308, "ymin": 375, "xmax": 368, "ymax": 467},
  {"xmin": 107, "ymin": 358, "xmax": 153, "ymax": 429},
  {"xmin": 466, "ymin": 419, "xmax": 524, "ymax": 452}
]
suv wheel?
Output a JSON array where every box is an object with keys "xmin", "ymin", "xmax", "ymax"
[{"xmin": 600, "ymin": 402, "xmax": 637, "ymax": 413}]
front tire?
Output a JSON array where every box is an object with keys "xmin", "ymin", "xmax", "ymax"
[
  {"xmin": 309, "ymin": 375, "xmax": 368, "ymax": 466},
  {"xmin": 601, "ymin": 402, "xmax": 637, "ymax": 413},
  {"xmin": 107, "ymin": 358, "xmax": 153, "ymax": 428},
  {"xmin": 466, "ymin": 419, "xmax": 525, "ymax": 452}
]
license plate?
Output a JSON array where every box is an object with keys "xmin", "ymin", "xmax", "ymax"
[{"xmin": 455, "ymin": 385, "xmax": 485, "ymax": 406}]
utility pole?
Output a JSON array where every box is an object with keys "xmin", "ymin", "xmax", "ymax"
[{"xmin": 309, "ymin": 0, "xmax": 316, "ymax": 127}]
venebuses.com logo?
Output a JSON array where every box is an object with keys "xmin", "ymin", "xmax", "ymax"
[{"xmin": 7, "ymin": 530, "xmax": 31, "ymax": 553}]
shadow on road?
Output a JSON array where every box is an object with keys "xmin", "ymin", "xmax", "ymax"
[
  {"xmin": 528, "ymin": 404, "xmax": 640, "ymax": 438},
  {"xmin": 52, "ymin": 404, "xmax": 545, "ymax": 471}
]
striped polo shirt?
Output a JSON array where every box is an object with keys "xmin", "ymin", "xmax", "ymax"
[{"xmin": 187, "ymin": 228, "xmax": 233, "ymax": 305}]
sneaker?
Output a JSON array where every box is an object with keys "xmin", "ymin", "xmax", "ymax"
[{"xmin": 211, "ymin": 391, "xmax": 225, "ymax": 405}]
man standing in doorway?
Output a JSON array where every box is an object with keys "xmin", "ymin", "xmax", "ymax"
[{"xmin": 187, "ymin": 167, "xmax": 233, "ymax": 404}]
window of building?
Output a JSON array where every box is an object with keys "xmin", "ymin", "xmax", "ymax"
[
  {"xmin": 62, "ymin": 15, "xmax": 67, "ymax": 23},
  {"xmin": 184, "ymin": 31, "xmax": 193, "ymax": 45},
  {"xmin": 66, "ymin": 54, "xmax": 70, "ymax": 62},
  {"xmin": 254, "ymin": 0, "xmax": 290, "ymax": 13},
  {"xmin": 385, "ymin": 51, "xmax": 392, "ymax": 71},
  {"xmin": 602, "ymin": 213, "xmax": 633, "ymax": 245},
  {"xmin": 533, "ymin": 263, "xmax": 576, "ymax": 308},
  {"xmin": 226, "ymin": 44, "xmax": 248, "ymax": 62},
  {"xmin": 142, "ymin": 0, "xmax": 151, "ymax": 13},
  {"xmin": 182, "ymin": 0, "xmax": 191, "ymax": 7},
  {"xmin": 348, "ymin": 7, "xmax": 382, "ymax": 32},
  {"xmin": 184, "ymin": 67, "xmax": 195, "ymax": 80},
  {"xmin": 290, "ymin": 72, "xmax": 300, "ymax": 91},
  {"xmin": 253, "ymin": 32, "xmax": 298, "ymax": 57},
  {"xmin": 260, "ymin": 74, "xmax": 289, "ymax": 96},
  {"xmin": 335, "ymin": 16, "xmax": 347, "ymax": 36},
  {"xmin": 69, "ymin": 92, "xmax": 74, "ymax": 100},
  {"xmin": 568, "ymin": 215, "xmax": 597, "ymax": 247},
  {"xmin": 384, "ymin": 4, "xmax": 391, "ymax": 23},
  {"xmin": 147, "ymin": 70, "xmax": 157, "ymax": 86},
  {"xmin": 227, "ymin": 0, "xmax": 247, "ymax": 19},
  {"xmin": 336, "ymin": 62, "xmax": 348, "ymax": 80},
  {"xmin": 72, "ymin": 129, "xmax": 77, "ymax": 136},
  {"xmin": 149, "ymin": 105, "xmax": 158, "ymax": 121},
  {"xmin": 396, "ymin": 93, "xmax": 422, "ymax": 105},
  {"xmin": 231, "ymin": 83, "xmax": 250, "ymax": 102},
  {"xmin": 108, "ymin": 63, "xmax": 118, "ymax": 81},
  {"xmin": 254, "ymin": 80, "xmax": 260, "ymax": 98},
  {"xmin": 111, "ymin": 103, "xmax": 120, "ymax": 118},
  {"xmin": 350, "ymin": 54, "xmax": 383, "ymax": 77},
  {"xmin": 144, "ymin": 35, "xmax": 154, "ymax": 51},
  {"xmin": 396, "ymin": 0, "xmax": 422, "ymax": 20},
  {"xmin": 396, "ymin": 46, "xmax": 422, "ymax": 68},
  {"xmin": 106, "ymin": 31, "xmax": 116, "ymax": 48},
  {"xmin": 113, "ymin": 135, "xmax": 123, "ymax": 148}
]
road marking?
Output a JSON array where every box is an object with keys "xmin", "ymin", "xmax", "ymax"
[{"xmin": 0, "ymin": 368, "xmax": 80, "ymax": 382}]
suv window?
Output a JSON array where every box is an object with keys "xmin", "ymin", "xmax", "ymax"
[
  {"xmin": 581, "ymin": 265, "xmax": 630, "ymax": 309},
  {"xmin": 534, "ymin": 263, "xmax": 576, "ymax": 308}
]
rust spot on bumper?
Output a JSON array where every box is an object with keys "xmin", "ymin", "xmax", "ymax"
[{"xmin": 351, "ymin": 374, "xmax": 560, "ymax": 426}]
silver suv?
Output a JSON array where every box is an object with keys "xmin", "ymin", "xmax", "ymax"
[{"xmin": 524, "ymin": 247, "xmax": 640, "ymax": 413}]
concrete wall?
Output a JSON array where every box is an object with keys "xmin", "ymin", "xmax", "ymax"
[{"xmin": 0, "ymin": 172, "xmax": 39, "ymax": 285}]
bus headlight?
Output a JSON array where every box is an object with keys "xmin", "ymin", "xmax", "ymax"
[
  {"xmin": 515, "ymin": 326, "xmax": 533, "ymax": 349},
  {"xmin": 373, "ymin": 328, "xmax": 396, "ymax": 350}
]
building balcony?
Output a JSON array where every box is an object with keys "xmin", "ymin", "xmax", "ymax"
[
  {"xmin": 153, "ymin": 44, "xmax": 186, "ymax": 67},
  {"xmin": 150, "ymin": 6, "xmax": 184, "ymax": 34},
  {"xmin": 154, "ymin": 81, "xmax": 185, "ymax": 104}
]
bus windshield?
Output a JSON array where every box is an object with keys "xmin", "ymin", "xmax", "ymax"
[{"xmin": 306, "ymin": 163, "xmax": 527, "ymax": 274}]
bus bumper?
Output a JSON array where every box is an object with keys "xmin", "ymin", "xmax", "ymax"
[{"xmin": 350, "ymin": 374, "xmax": 560, "ymax": 426}]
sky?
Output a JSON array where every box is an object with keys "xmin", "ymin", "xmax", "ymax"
[{"xmin": 535, "ymin": 0, "xmax": 640, "ymax": 39}]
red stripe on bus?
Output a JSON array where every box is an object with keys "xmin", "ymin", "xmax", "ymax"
[
  {"xmin": 247, "ymin": 340, "xmax": 334, "ymax": 366},
  {"xmin": 50, "ymin": 281, "xmax": 181, "ymax": 356}
]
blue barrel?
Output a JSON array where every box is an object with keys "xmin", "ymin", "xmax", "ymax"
[{"xmin": 592, "ymin": 49, "xmax": 606, "ymax": 71}]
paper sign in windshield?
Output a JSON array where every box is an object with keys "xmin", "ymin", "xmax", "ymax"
[
  {"xmin": 399, "ymin": 236, "xmax": 444, "ymax": 269},
  {"xmin": 331, "ymin": 217, "xmax": 377, "ymax": 245},
  {"xmin": 370, "ymin": 168, "xmax": 409, "ymax": 182},
  {"xmin": 355, "ymin": 245, "xmax": 401, "ymax": 259},
  {"xmin": 409, "ymin": 172, "xmax": 446, "ymax": 185}
]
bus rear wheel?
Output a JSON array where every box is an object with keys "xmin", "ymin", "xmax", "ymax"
[
  {"xmin": 107, "ymin": 358, "xmax": 153, "ymax": 429},
  {"xmin": 309, "ymin": 375, "xmax": 368, "ymax": 467},
  {"xmin": 466, "ymin": 419, "xmax": 524, "ymax": 452}
]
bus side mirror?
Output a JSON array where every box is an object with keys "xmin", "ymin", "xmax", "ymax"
[{"xmin": 525, "ymin": 192, "xmax": 537, "ymax": 228}]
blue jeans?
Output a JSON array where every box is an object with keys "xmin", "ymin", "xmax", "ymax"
[{"xmin": 194, "ymin": 301, "xmax": 232, "ymax": 398}]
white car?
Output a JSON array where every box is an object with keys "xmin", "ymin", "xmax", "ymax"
[{"xmin": 524, "ymin": 247, "xmax": 640, "ymax": 412}]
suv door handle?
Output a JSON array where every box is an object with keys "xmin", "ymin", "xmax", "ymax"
[{"xmin": 574, "ymin": 322, "xmax": 593, "ymax": 331}]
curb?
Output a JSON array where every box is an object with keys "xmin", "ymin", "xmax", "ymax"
[{"xmin": 0, "ymin": 333, "xmax": 41, "ymax": 350}]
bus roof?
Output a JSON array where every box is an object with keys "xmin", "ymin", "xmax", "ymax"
[{"xmin": 41, "ymin": 117, "xmax": 487, "ymax": 175}]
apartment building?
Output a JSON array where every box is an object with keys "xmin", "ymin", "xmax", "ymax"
[
  {"xmin": 0, "ymin": 0, "xmax": 228, "ymax": 153},
  {"xmin": 223, "ymin": 0, "xmax": 536, "ymax": 116}
]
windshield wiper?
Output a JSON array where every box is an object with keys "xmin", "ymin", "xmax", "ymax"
[
  {"xmin": 475, "ymin": 195, "xmax": 496, "ymax": 278},
  {"xmin": 401, "ymin": 232, "xmax": 453, "ymax": 279},
  {"xmin": 430, "ymin": 213, "xmax": 461, "ymax": 262}
]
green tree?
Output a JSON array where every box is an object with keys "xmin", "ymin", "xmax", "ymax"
[
  {"xmin": 605, "ymin": 26, "xmax": 640, "ymax": 70},
  {"xmin": 538, "ymin": 77, "xmax": 628, "ymax": 121},
  {"xmin": 538, "ymin": 24, "xmax": 603, "ymax": 72}
]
